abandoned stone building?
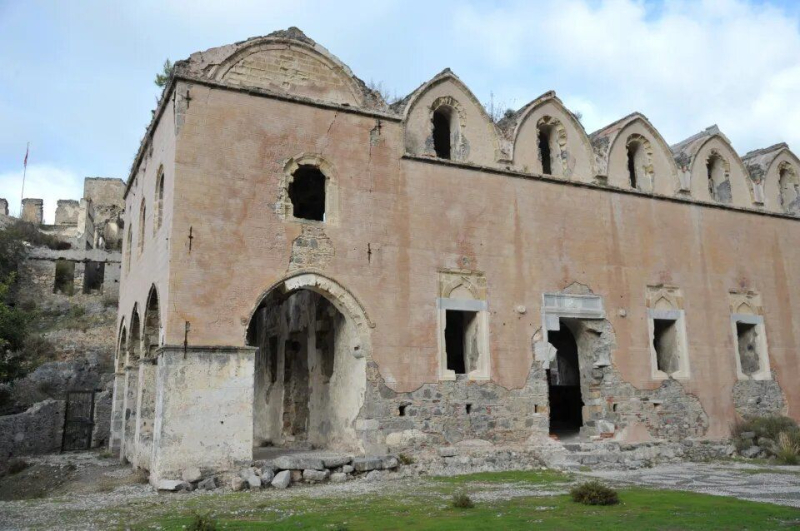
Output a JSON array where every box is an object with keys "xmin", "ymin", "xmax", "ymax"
[
  {"xmin": 0, "ymin": 177, "xmax": 124, "ymax": 458},
  {"xmin": 110, "ymin": 28, "xmax": 800, "ymax": 482}
]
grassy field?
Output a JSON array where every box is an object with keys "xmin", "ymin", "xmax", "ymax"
[{"xmin": 134, "ymin": 470, "xmax": 800, "ymax": 531}]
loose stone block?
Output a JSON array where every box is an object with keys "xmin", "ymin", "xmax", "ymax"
[
  {"xmin": 272, "ymin": 456, "xmax": 325, "ymax": 471},
  {"xmin": 353, "ymin": 456, "xmax": 383, "ymax": 472},
  {"xmin": 303, "ymin": 469, "xmax": 330, "ymax": 482},
  {"xmin": 271, "ymin": 470, "xmax": 291, "ymax": 489}
]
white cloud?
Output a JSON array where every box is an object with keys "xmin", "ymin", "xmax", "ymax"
[
  {"xmin": 0, "ymin": 164, "xmax": 84, "ymax": 224},
  {"xmin": 453, "ymin": 0, "xmax": 800, "ymax": 152}
]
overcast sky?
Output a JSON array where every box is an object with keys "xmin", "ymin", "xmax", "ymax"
[{"xmin": 1, "ymin": 0, "xmax": 799, "ymax": 222}]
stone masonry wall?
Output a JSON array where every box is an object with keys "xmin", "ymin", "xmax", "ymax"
[{"xmin": 0, "ymin": 399, "xmax": 65, "ymax": 459}]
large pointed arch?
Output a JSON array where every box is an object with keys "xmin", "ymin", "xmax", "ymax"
[
  {"xmin": 116, "ymin": 319, "xmax": 127, "ymax": 372},
  {"xmin": 744, "ymin": 143, "xmax": 800, "ymax": 214},
  {"xmin": 509, "ymin": 91, "xmax": 596, "ymax": 181},
  {"xmin": 591, "ymin": 113, "xmax": 679, "ymax": 194},
  {"xmin": 400, "ymin": 69, "xmax": 505, "ymax": 166},
  {"xmin": 143, "ymin": 285, "xmax": 161, "ymax": 359},
  {"xmin": 127, "ymin": 303, "xmax": 141, "ymax": 366},
  {"xmin": 688, "ymin": 133, "xmax": 751, "ymax": 206}
]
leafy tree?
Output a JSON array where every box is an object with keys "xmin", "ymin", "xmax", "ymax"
[{"xmin": 154, "ymin": 59, "xmax": 173, "ymax": 88}]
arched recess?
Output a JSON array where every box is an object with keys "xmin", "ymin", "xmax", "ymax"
[
  {"xmin": 211, "ymin": 35, "xmax": 366, "ymax": 107},
  {"xmin": 245, "ymin": 272, "xmax": 371, "ymax": 453},
  {"xmin": 127, "ymin": 305, "xmax": 141, "ymax": 366},
  {"xmin": 511, "ymin": 92, "xmax": 595, "ymax": 181},
  {"xmin": 401, "ymin": 70, "xmax": 504, "ymax": 166},
  {"xmin": 591, "ymin": 113, "xmax": 678, "ymax": 194},
  {"xmin": 143, "ymin": 285, "xmax": 161, "ymax": 358},
  {"xmin": 777, "ymin": 162, "xmax": 800, "ymax": 215},
  {"xmin": 116, "ymin": 322, "xmax": 127, "ymax": 373},
  {"xmin": 154, "ymin": 167, "xmax": 164, "ymax": 234},
  {"xmin": 689, "ymin": 136, "xmax": 751, "ymax": 206}
]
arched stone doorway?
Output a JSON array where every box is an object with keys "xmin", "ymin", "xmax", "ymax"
[
  {"xmin": 246, "ymin": 273, "xmax": 369, "ymax": 455},
  {"xmin": 122, "ymin": 306, "xmax": 141, "ymax": 463}
]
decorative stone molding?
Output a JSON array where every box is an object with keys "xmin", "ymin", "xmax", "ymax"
[{"xmin": 277, "ymin": 153, "xmax": 339, "ymax": 226}]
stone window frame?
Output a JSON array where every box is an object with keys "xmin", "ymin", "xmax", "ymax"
[
  {"xmin": 436, "ymin": 271, "xmax": 491, "ymax": 382},
  {"xmin": 277, "ymin": 153, "xmax": 339, "ymax": 226},
  {"xmin": 730, "ymin": 313, "xmax": 771, "ymax": 381},
  {"xmin": 538, "ymin": 292, "xmax": 609, "ymax": 366},
  {"xmin": 647, "ymin": 308, "xmax": 691, "ymax": 381},
  {"xmin": 154, "ymin": 166, "xmax": 165, "ymax": 234},
  {"xmin": 705, "ymin": 149, "xmax": 731, "ymax": 202},
  {"xmin": 625, "ymin": 133, "xmax": 655, "ymax": 192},
  {"xmin": 777, "ymin": 161, "xmax": 800, "ymax": 214},
  {"xmin": 137, "ymin": 200, "xmax": 146, "ymax": 255},
  {"xmin": 536, "ymin": 115, "xmax": 569, "ymax": 177},
  {"xmin": 428, "ymin": 96, "xmax": 467, "ymax": 162}
]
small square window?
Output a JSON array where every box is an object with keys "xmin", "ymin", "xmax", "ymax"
[{"xmin": 289, "ymin": 165, "xmax": 326, "ymax": 221}]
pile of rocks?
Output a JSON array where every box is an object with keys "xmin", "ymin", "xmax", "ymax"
[
  {"xmin": 157, "ymin": 454, "xmax": 400, "ymax": 492},
  {"xmin": 736, "ymin": 431, "xmax": 772, "ymax": 459}
]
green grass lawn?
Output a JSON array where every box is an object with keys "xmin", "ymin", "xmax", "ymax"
[{"xmin": 134, "ymin": 470, "xmax": 800, "ymax": 531}]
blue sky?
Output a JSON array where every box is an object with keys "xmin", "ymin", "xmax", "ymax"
[{"xmin": 1, "ymin": 0, "xmax": 799, "ymax": 222}]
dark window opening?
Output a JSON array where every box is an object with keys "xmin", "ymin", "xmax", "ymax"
[
  {"xmin": 547, "ymin": 324, "xmax": 583, "ymax": 437},
  {"xmin": 652, "ymin": 318, "xmax": 680, "ymax": 374},
  {"xmin": 268, "ymin": 336, "xmax": 278, "ymax": 384},
  {"xmin": 445, "ymin": 310, "xmax": 479, "ymax": 374},
  {"xmin": 538, "ymin": 126, "xmax": 552, "ymax": 175},
  {"xmin": 289, "ymin": 165, "xmax": 326, "ymax": 221},
  {"xmin": 54, "ymin": 259, "xmax": 75, "ymax": 295},
  {"xmin": 83, "ymin": 261, "xmax": 105, "ymax": 294},
  {"xmin": 465, "ymin": 403, "xmax": 472, "ymax": 414},
  {"xmin": 398, "ymin": 405, "xmax": 407, "ymax": 417},
  {"xmin": 707, "ymin": 158, "xmax": 716, "ymax": 199},
  {"xmin": 736, "ymin": 322, "xmax": 761, "ymax": 376},
  {"xmin": 627, "ymin": 142, "xmax": 639, "ymax": 188},
  {"xmin": 432, "ymin": 107, "xmax": 452, "ymax": 159}
]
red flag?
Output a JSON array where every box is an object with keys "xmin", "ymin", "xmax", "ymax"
[{"xmin": 23, "ymin": 144, "xmax": 28, "ymax": 168}]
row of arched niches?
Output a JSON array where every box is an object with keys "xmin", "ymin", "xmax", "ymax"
[{"xmin": 182, "ymin": 28, "xmax": 800, "ymax": 216}]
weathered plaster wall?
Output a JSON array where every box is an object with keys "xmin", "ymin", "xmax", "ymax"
[
  {"xmin": 155, "ymin": 86, "xmax": 800, "ymax": 447},
  {"xmin": 150, "ymin": 347, "xmax": 254, "ymax": 482}
]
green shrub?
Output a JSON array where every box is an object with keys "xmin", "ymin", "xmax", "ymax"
[
  {"xmin": 733, "ymin": 416, "xmax": 800, "ymax": 457},
  {"xmin": 187, "ymin": 513, "xmax": 217, "ymax": 531},
  {"xmin": 774, "ymin": 432, "xmax": 800, "ymax": 465},
  {"xmin": 451, "ymin": 492, "xmax": 474, "ymax": 509},
  {"xmin": 398, "ymin": 453, "xmax": 415, "ymax": 465},
  {"xmin": 570, "ymin": 481, "xmax": 619, "ymax": 506}
]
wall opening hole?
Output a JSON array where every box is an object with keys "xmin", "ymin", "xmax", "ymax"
[
  {"xmin": 398, "ymin": 405, "xmax": 407, "ymax": 417},
  {"xmin": 538, "ymin": 125, "xmax": 553, "ymax": 175},
  {"xmin": 736, "ymin": 321, "xmax": 761, "ymax": 376},
  {"xmin": 54, "ymin": 259, "xmax": 75, "ymax": 295},
  {"xmin": 652, "ymin": 318, "xmax": 680, "ymax": 375},
  {"xmin": 445, "ymin": 309, "xmax": 479, "ymax": 374},
  {"xmin": 289, "ymin": 165, "xmax": 326, "ymax": 221},
  {"xmin": 432, "ymin": 106, "xmax": 453, "ymax": 159},
  {"xmin": 465, "ymin": 403, "xmax": 473, "ymax": 414},
  {"xmin": 612, "ymin": 403, "xmax": 618, "ymax": 412},
  {"xmin": 83, "ymin": 261, "xmax": 105, "ymax": 294},
  {"xmin": 547, "ymin": 323, "xmax": 583, "ymax": 437},
  {"xmin": 627, "ymin": 141, "xmax": 640, "ymax": 189}
]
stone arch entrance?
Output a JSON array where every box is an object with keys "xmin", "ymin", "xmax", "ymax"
[{"xmin": 245, "ymin": 273, "xmax": 369, "ymax": 455}]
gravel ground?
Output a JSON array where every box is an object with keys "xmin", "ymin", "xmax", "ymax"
[
  {"xmin": 1, "ymin": 454, "xmax": 798, "ymax": 530},
  {"xmin": 583, "ymin": 461, "xmax": 800, "ymax": 508}
]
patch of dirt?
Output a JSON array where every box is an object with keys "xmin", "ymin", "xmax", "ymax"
[{"xmin": 0, "ymin": 450, "xmax": 146, "ymax": 501}]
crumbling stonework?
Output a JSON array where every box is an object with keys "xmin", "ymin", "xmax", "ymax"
[
  {"xmin": 732, "ymin": 373, "xmax": 787, "ymax": 419},
  {"xmin": 111, "ymin": 27, "xmax": 800, "ymax": 483}
]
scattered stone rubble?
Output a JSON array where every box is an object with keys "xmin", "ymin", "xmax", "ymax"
[{"xmin": 156, "ymin": 453, "xmax": 402, "ymax": 492}]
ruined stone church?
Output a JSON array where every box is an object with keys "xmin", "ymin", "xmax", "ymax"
[{"xmin": 110, "ymin": 28, "xmax": 800, "ymax": 482}]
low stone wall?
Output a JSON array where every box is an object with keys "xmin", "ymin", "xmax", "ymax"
[{"xmin": 0, "ymin": 399, "xmax": 65, "ymax": 460}]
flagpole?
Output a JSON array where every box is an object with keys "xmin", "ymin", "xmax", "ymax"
[{"xmin": 21, "ymin": 142, "xmax": 29, "ymax": 216}]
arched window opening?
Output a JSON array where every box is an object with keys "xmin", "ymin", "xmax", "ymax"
[
  {"xmin": 432, "ymin": 106, "xmax": 453, "ymax": 160},
  {"xmin": 137, "ymin": 201, "xmax": 146, "ymax": 254},
  {"xmin": 154, "ymin": 168, "xmax": 164, "ymax": 234},
  {"xmin": 627, "ymin": 141, "xmax": 641, "ymax": 189},
  {"xmin": 538, "ymin": 125, "xmax": 553, "ymax": 175},
  {"xmin": 706, "ymin": 153, "xmax": 731, "ymax": 203},
  {"xmin": 289, "ymin": 165, "xmax": 326, "ymax": 221}
]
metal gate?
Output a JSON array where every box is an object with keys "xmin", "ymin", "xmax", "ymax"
[{"xmin": 61, "ymin": 390, "xmax": 96, "ymax": 452}]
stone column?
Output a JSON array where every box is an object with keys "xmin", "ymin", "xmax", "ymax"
[
  {"xmin": 134, "ymin": 360, "xmax": 157, "ymax": 471},
  {"xmin": 108, "ymin": 372, "xmax": 126, "ymax": 456},
  {"xmin": 120, "ymin": 364, "xmax": 139, "ymax": 463},
  {"xmin": 150, "ymin": 346, "xmax": 255, "ymax": 484}
]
